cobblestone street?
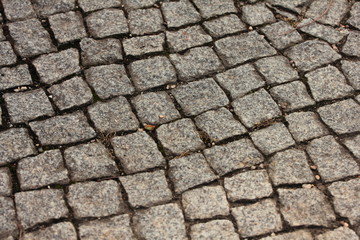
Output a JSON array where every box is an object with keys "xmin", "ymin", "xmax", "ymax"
[{"xmin": 0, "ymin": 0, "xmax": 360, "ymax": 239}]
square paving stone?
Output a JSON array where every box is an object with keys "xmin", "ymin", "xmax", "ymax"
[
  {"xmin": 341, "ymin": 60, "xmax": 360, "ymax": 90},
  {"xmin": 190, "ymin": 220, "xmax": 239, "ymax": 240},
  {"xmin": 305, "ymin": 65, "xmax": 354, "ymax": 102},
  {"xmin": 260, "ymin": 230, "xmax": 314, "ymax": 240},
  {"xmin": 129, "ymin": 56, "xmax": 176, "ymax": 91},
  {"xmin": 170, "ymin": 47, "xmax": 224, "ymax": 81},
  {"xmin": 112, "ymin": 131, "xmax": 165, "ymax": 174},
  {"xmin": 2, "ymin": 0, "xmax": 35, "ymax": 21},
  {"xmin": 251, "ymin": 123, "xmax": 295, "ymax": 155},
  {"xmin": 182, "ymin": 185, "xmax": 229, "ymax": 220},
  {"xmin": 203, "ymin": 138, "xmax": 264, "ymax": 176},
  {"xmin": 67, "ymin": 180, "xmax": 126, "ymax": 218},
  {"xmin": 0, "ymin": 65, "xmax": 32, "ymax": 91},
  {"xmin": 79, "ymin": 214, "xmax": 136, "ymax": 240},
  {"xmin": 8, "ymin": 19, "xmax": 56, "ymax": 58},
  {"xmin": 128, "ymin": 8, "xmax": 164, "ymax": 35},
  {"xmin": 0, "ymin": 42, "xmax": 17, "ymax": 67},
  {"xmin": 84, "ymin": 64, "xmax": 134, "ymax": 99},
  {"xmin": 29, "ymin": 111, "xmax": 96, "ymax": 146},
  {"xmin": 123, "ymin": 0, "xmax": 157, "ymax": 10},
  {"xmin": 0, "ymin": 197, "xmax": 17, "ymax": 238},
  {"xmin": 343, "ymin": 135, "xmax": 360, "ymax": 159},
  {"xmin": 348, "ymin": 2, "xmax": 360, "ymax": 30},
  {"xmin": 269, "ymin": 81, "xmax": 315, "ymax": 111},
  {"xmin": 285, "ymin": 40, "xmax": 341, "ymax": 72},
  {"xmin": 86, "ymin": 9, "xmax": 129, "ymax": 38},
  {"xmin": 31, "ymin": 0, "xmax": 75, "ymax": 16},
  {"xmin": 242, "ymin": 3, "xmax": 276, "ymax": 26},
  {"xmin": 278, "ymin": 188, "xmax": 336, "ymax": 227},
  {"xmin": 215, "ymin": 63, "xmax": 265, "ymax": 99},
  {"xmin": 22, "ymin": 222, "xmax": 77, "ymax": 240},
  {"xmin": 0, "ymin": 168, "xmax": 12, "ymax": 196},
  {"xmin": 120, "ymin": 170, "xmax": 172, "ymax": 208},
  {"xmin": 123, "ymin": 34, "xmax": 164, "ymax": 56},
  {"xmin": 328, "ymin": 179, "xmax": 360, "ymax": 225},
  {"xmin": 4, "ymin": 89, "xmax": 54, "ymax": 123},
  {"xmin": 131, "ymin": 91, "xmax": 180, "ymax": 125},
  {"xmin": 224, "ymin": 170, "xmax": 273, "ymax": 201},
  {"xmin": 261, "ymin": 21, "xmax": 303, "ymax": 49},
  {"xmin": 0, "ymin": 128, "xmax": 36, "ymax": 166},
  {"xmin": 88, "ymin": 96, "xmax": 139, "ymax": 133},
  {"xmin": 133, "ymin": 203, "xmax": 187, "ymax": 240},
  {"xmin": 193, "ymin": 0, "xmax": 236, "ymax": 19},
  {"xmin": 15, "ymin": 189, "xmax": 69, "ymax": 229},
  {"xmin": 0, "ymin": 28, "xmax": 4, "ymax": 41},
  {"xmin": 171, "ymin": 78, "xmax": 229, "ymax": 116},
  {"xmin": 64, "ymin": 142, "xmax": 119, "ymax": 182},
  {"xmin": 342, "ymin": 31, "xmax": 360, "ymax": 57},
  {"xmin": 306, "ymin": 0, "xmax": 349, "ymax": 26},
  {"xmin": 232, "ymin": 199, "xmax": 283, "ymax": 238},
  {"xmin": 268, "ymin": 149, "xmax": 314, "ymax": 186},
  {"xmin": 156, "ymin": 119, "xmax": 205, "ymax": 156},
  {"xmin": 203, "ymin": 14, "xmax": 247, "ymax": 38},
  {"xmin": 315, "ymin": 227, "xmax": 359, "ymax": 240},
  {"xmin": 195, "ymin": 107, "xmax": 247, "ymax": 143},
  {"xmin": 48, "ymin": 76, "xmax": 93, "ymax": 111},
  {"xmin": 215, "ymin": 31, "xmax": 277, "ymax": 67},
  {"xmin": 169, "ymin": 153, "xmax": 218, "ymax": 193},
  {"xmin": 17, "ymin": 149, "xmax": 69, "ymax": 190},
  {"xmin": 232, "ymin": 88, "xmax": 281, "ymax": 128},
  {"xmin": 161, "ymin": 0, "xmax": 201, "ymax": 28},
  {"xmin": 317, "ymin": 99, "xmax": 360, "ymax": 134},
  {"xmin": 33, "ymin": 48, "xmax": 80, "ymax": 84},
  {"xmin": 78, "ymin": 0, "xmax": 121, "ymax": 12}
]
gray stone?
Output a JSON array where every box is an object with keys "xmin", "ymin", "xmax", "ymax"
[
  {"xmin": 193, "ymin": 0, "xmax": 236, "ymax": 18},
  {"xmin": 129, "ymin": 56, "xmax": 176, "ymax": 91},
  {"xmin": 0, "ymin": 197, "xmax": 17, "ymax": 238},
  {"xmin": 261, "ymin": 21, "xmax": 303, "ymax": 49},
  {"xmin": 29, "ymin": 111, "xmax": 96, "ymax": 146},
  {"xmin": 266, "ymin": 0, "xmax": 312, "ymax": 14},
  {"xmin": 215, "ymin": 31, "xmax": 277, "ymax": 67},
  {"xmin": 64, "ymin": 142, "xmax": 119, "ymax": 182},
  {"xmin": 161, "ymin": 0, "xmax": 201, "ymax": 28},
  {"xmin": 131, "ymin": 91, "xmax": 180, "ymax": 125},
  {"xmin": 306, "ymin": 65, "xmax": 354, "ymax": 101},
  {"xmin": 306, "ymin": 0, "xmax": 349, "ymax": 26},
  {"xmin": 0, "ymin": 65, "xmax": 32, "ymax": 91},
  {"xmin": 84, "ymin": 64, "xmax": 134, "ymax": 99},
  {"xmin": 190, "ymin": 220, "xmax": 239, "ymax": 240},
  {"xmin": 88, "ymin": 96, "xmax": 139, "ymax": 133},
  {"xmin": 120, "ymin": 170, "xmax": 172, "ymax": 208},
  {"xmin": 251, "ymin": 123, "xmax": 295, "ymax": 155},
  {"xmin": 203, "ymin": 138, "xmax": 264, "ymax": 176},
  {"xmin": 0, "ymin": 168, "xmax": 12, "ymax": 196},
  {"xmin": 67, "ymin": 180, "xmax": 126, "ymax": 218},
  {"xmin": 123, "ymin": 0, "xmax": 157, "ymax": 10},
  {"xmin": 79, "ymin": 214, "xmax": 136, "ymax": 240},
  {"xmin": 215, "ymin": 64, "xmax": 265, "ymax": 99},
  {"xmin": 342, "ymin": 31, "xmax": 360, "ymax": 57},
  {"xmin": 78, "ymin": 0, "xmax": 121, "ymax": 12},
  {"xmin": 232, "ymin": 199, "xmax": 283, "ymax": 237},
  {"xmin": 195, "ymin": 107, "xmax": 247, "ymax": 143},
  {"xmin": 0, "ymin": 42, "xmax": 17, "ymax": 67},
  {"xmin": 315, "ymin": 227, "xmax": 359, "ymax": 240},
  {"xmin": 317, "ymin": 99, "xmax": 360, "ymax": 134},
  {"xmin": 33, "ymin": 48, "xmax": 80, "ymax": 84},
  {"xmin": 4, "ymin": 89, "xmax": 54, "ymax": 123},
  {"xmin": 15, "ymin": 189, "xmax": 69, "ymax": 229},
  {"xmin": 341, "ymin": 60, "xmax": 360, "ymax": 90},
  {"xmin": 156, "ymin": 119, "xmax": 205, "ymax": 156},
  {"xmin": 203, "ymin": 14, "xmax": 247, "ymax": 38},
  {"xmin": 8, "ymin": 19, "xmax": 56, "ymax": 58},
  {"xmin": 285, "ymin": 39, "xmax": 341, "ymax": 72},
  {"xmin": 348, "ymin": 2, "xmax": 360, "ymax": 30},
  {"xmin": 128, "ymin": 8, "xmax": 164, "ymax": 35},
  {"xmin": 0, "ymin": 28, "xmax": 5, "ymax": 41},
  {"xmin": 268, "ymin": 149, "xmax": 314, "ymax": 186},
  {"xmin": 123, "ymin": 34, "xmax": 164, "ymax": 56},
  {"xmin": 343, "ymin": 135, "xmax": 360, "ymax": 159},
  {"xmin": 2, "ymin": 0, "xmax": 35, "ymax": 21},
  {"xmin": 169, "ymin": 153, "xmax": 217, "ymax": 193},
  {"xmin": 31, "ymin": 0, "xmax": 76, "ymax": 16},
  {"xmin": 111, "ymin": 131, "xmax": 165, "ymax": 174},
  {"xmin": 182, "ymin": 185, "xmax": 229, "ymax": 219},
  {"xmin": 17, "ymin": 149, "xmax": 69, "ymax": 190},
  {"xmin": 260, "ymin": 230, "xmax": 314, "ymax": 240},
  {"xmin": 86, "ymin": 9, "xmax": 129, "ymax": 38},
  {"xmin": 133, "ymin": 203, "xmax": 187, "ymax": 240},
  {"xmin": 0, "ymin": 128, "xmax": 36, "ymax": 166},
  {"xmin": 23, "ymin": 222, "xmax": 77, "ymax": 240},
  {"xmin": 242, "ymin": 3, "xmax": 276, "ymax": 26},
  {"xmin": 278, "ymin": 188, "xmax": 336, "ymax": 227}
]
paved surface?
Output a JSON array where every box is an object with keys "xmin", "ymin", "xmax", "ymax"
[{"xmin": 0, "ymin": 0, "xmax": 360, "ymax": 239}]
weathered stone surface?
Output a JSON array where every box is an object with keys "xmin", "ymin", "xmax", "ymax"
[
  {"xmin": 306, "ymin": 0, "xmax": 349, "ymax": 26},
  {"xmin": 315, "ymin": 227, "xmax": 359, "ymax": 240},
  {"xmin": 342, "ymin": 31, "xmax": 360, "ymax": 57},
  {"xmin": 0, "ymin": 42, "xmax": 17, "ymax": 67},
  {"xmin": 193, "ymin": 0, "xmax": 236, "ymax": 18},
  {"xmin": 343, "ymin": 135, "xmax": 360, "ymax": 159},
  {"xmin": 242, "ymin": 3, "xmax": 276, "ymax": 26},
  {"xmin": 266, "ymin": 0, "xmax": 312, "ymax": 14},
  {"xmin": 348, "ymin": 2, "xmax": 360, "ymax": 30},
  {"xmin": 0, "ymin": 197, "xmax": 17, "ymax": 238},
  {"xmin": 0, "ymin": 28, "xmax": 4, "ymax": 41},
  {"xmin": 23, "ymin": 222, "xmax": 77, "ymax": 240},
  {"xmin": 2, "ymin": 0, "xmax": 35, "ymax": 21},
  {"xmin": 341, "ymin": 60, "xmax": 360, "ymax": 90},
  {"xmin": 80, "ymin": 38, "xmax": 122, "ymax": 66},
  {"xmin": 203, "ymin": 14, "xmax": 246, "ymax": 38},
  {"xmin": 260, "ymin": 230, "xmax": 314, "ymax": 240},
  {"xmin": 128, "ymin": 8, "xmax": 164, "ymax": 35},
  {"xmin": 261, "ymin": 21, "xmax": 303, "ymax": 49},
  {"xmin": 123, "ymin": 0, "xmax": 157, "ymax": 10},
  {"xmin": 0, "ymin": 168, "xmax": 12, "ymax": 196},
  {"xmin": 0, "ymin": 65, "xmax": 32, "ymax": 91},
  {"xmin": 78, "ymin": 0, "xmax": 121, "ymax": 12},
  {"xmin": 190, "ymin": 220, "xmax": 239, "ymax": 240},
  {"xmin": 123, "ymin": 34, "xmax": 164, "ymax": 56},
  {"xmin": 31, "ymin": 0, "xmax": 76, "ymax": 16},
  {"xmin": 161, "ymin": 0, "xmax": 201, "ymax": 28}
]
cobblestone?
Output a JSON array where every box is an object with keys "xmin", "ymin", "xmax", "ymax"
[
  {"xmin": 348, "ymin": 2, "xmax": 360, "ymax": 30},
  {"xmin": 128, "ymin": 8, "xmax": 164, "ymax": 35},
  {"xmin": 123, "ymin": 34, "xmax": 165, "ymax": 56},
  {"xmin": 306, "ymin": 0, "xmax": 349, "ymax": 26},
  {"xmin": 123, "ymin": 0, "xmax": 157, "ymax": 10},
  {"xmin": 2, "ymin": 0, "xmax": 35, "ymax": 22},
  {"xmin": 342, "ymin": 31, "xmax": 360, "ymax": 57},
  {"xmin": 242, "ymin": 3, "xmax": 276, "ymax": 26},
  {"xmin": 315, "ymin": 227, "xmax": 359, "ymax": 240},
  {"xmin": 260, "ymin": 230, "xmax": 313, "ymax": 240},
  {"xmin": 261, "ymin": 21, "xmax": 302, "ymax": 49},
  {"xmin": 0, "ymin": 168, "xmax": 12, "ymax": 196},
  {"xmin": 341, "ymin": 60, "xmax": 360, "ymax": 90},
  {"xmin": 203, "ymin": 14, "xmax": 246, "ymax": 38},
  {"xmin": 190, "ymin": 220, "xmax": 239, "ymax": 240},
  {"xmin": 22, "ymin": 222, "xmax": 77, "ymax": 240},
  {"xmin": 31, "ymin": 0, "xmax": 75, "ymax": 16},
  {"xmin": 193, "ymin": 0, "xmax": 236, "ymax": 19},
  {"xmin": 161, "ymin": 0, "xmax": 201, "ymax": 28},
  {"xmin": 343, "ymin": 135, "xmax": 360, "ymax": 159},
  {"xmin": 78, "ymin": 0, "xmax": 121, "ymax": 12},
  {"xmin": 0, "ymin": 42, "xmax": 17, "ymax": 67},
  {"xmin": 0, "ymin": 197, "xmax": 17, "ymax": 238}
]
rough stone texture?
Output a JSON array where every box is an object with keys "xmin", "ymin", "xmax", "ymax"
[
  {"xmin": 0, "ymin": 42, "xmax": 17, "ymax": 67},
  {"xmin": 123, "ymin": 34, "xmax": 164, "ymax": 56},
  {"xmin": 317, "ymin": 99, "xmax": 360, "ymax": 134},
  {"xmin": 84, "ymin": 64, "xmax": 134, "ymax": 99},
  {"xmin": 33, "ymin": 48, "xmax": 80, "ymax": 84},
  {"xmin": 0, "ymin": 63, "xmax": 32, "ymax": 91},
  {"xmin": 4, "ymin": 89, "xmax": 54, "ymax": 123},
  {"xmin": 266, "ymin": 0, "xmax": 313, "ymax": 14},
  {"xmin": 170, "ymin": 46, "xmax": 223, "ymax": 81},
  {"xmin": 23, "ymin": 222, "xmax": 77, "ymax": 240},
  {"xmin": 169, "ymin": 153, "xmax": 218, "ymax": 193},
  {"xmin": 203, "ymin": 14, "xmax": 247, "ymax": 38},
  {"xmin": 8, "ymin": 19, "xmax": 56, "ymax": 58},
  {"xmin": 129, "ymin": 56, "xmax": 176, "ymax": 91},
  {"xmin": 120, "ymin": 170, "xmax": 172, "ymax": 208},
  {"xmin": 242, "ymin": 3, "xmax": 276, "ymax": 26},
  {"xmin": 342, "ymin": 31, "xmax": 360, "ymax": 57},
  {"xmin": 29, "ymin": 111, "xmax": 96, "ymax": 146},
  {"xmin": 15, "ymin": 189, "xmax": 69, "ymax": 229},
  {"xmin": 190, "ymin": 220, "xmax": 239, "ymax": 240},
  {"xmin": 343, "ymin": 135, "xmax": 360, "ymax": 159},
  {"xmin": 64, "ymin": 142, "xmax": 119, "ymax": 182},
  {"xmin": 128, "ymin": 8, "xmax": 164, "ymax": 35},
  {"xmin": 112, "ymin": 131, "xmax": 165, "ymax": 174},
  {"xmin": 285, "ymin": 40, "xmax": 341, "ymax": 72},
  {"xmin": 232, "ymin": 199, "xmax": 283, "ymax": 238},
  {"xmin": 193, "ymin": 0, "xmax": 236, "ymax": 19},
  {"xmin": 278, "ymin": 188, "xmax": 336, "ymax": 227},
  {"xmin": 341, "ymin": 60, "xmax": 360, "ymax": 90},
  {"xmin": 348, "ymin": 2, "xmax": 360, "ymax": 30},
  {"xmin": 0, "ymin": 28, "xmax": 4, "ymax": 41},
  {"xmin": 133, "ymin": 203, "xmax": 187, "ymax": 240},
  {"xmin": 88, "ymin": 96, "xmax": 139, "ymax": 133},
  {"xmin": 306, "ymin": 0, "xmax": 349, "ymax": 26},
  {"xmin": 31, "ymin": 0, "xmax": 76, "ymax": 16},
  {"xmin": 182, "ymin": 185, "xmax": 229, "ymax": 219},
  {"xmin": 123, "ymin": 0, "xmax": 157, "ymax": 10},
  {"xmin": 232, "ymin": 89, "xmax": 281, "ymax": 128},
  {"xmin": 203, "ymin": 138, "xmax": 264, "ymax": 176},
  {"xmin": 78, "ymin": 0, "xmax": 121, "ymax": 12},
  {"xmin": 260, "ymin": 230, "xmax": 314, "ymax": 240},
  {"xmin": 306, "ymin": 65, "xmax": 354, "ymax": 101},
  {"xmin": 0, "ymin": 168, "xmax": 12, "ymax": 196},
  {"xmin": 161, "ymin": 0, "xmax": 201, "ymax": 28},
  {"xmin": 0, "ymin": 197, "xmax": 17, "ymax": 238},
  {"xmin": 67, "ymin": 180, "xmax": 126, "ymax": 219},
  {"xmin": 2, "ymin": 0, "xmax": 35, "ymax": 21},
  {"xmin": 315, "ymin": 227, "xmax": 359, "ymax": 240},
  {"xmin": 261, "ymin": 21, "xmax": 303, "ymax": 49}
]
